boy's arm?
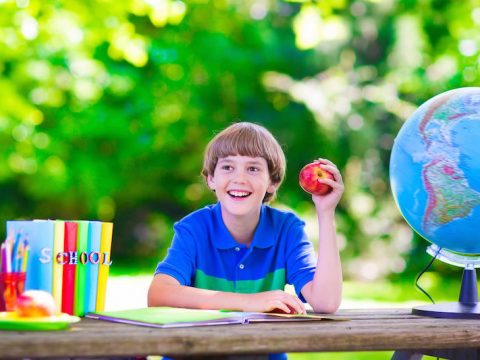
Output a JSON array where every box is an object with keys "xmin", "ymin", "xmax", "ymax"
[
  {"xmin": 301, "ymin": 210, "xmax": 342, "ymax": 313},
  {"xmin": 148, "ymin": 274, "xmax": 307, "ymax": 314},
  {"xmin": 301, "ymin": 159, "xmax": 344, "ymax": 314}
]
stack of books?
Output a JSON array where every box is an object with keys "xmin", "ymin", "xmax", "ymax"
[{"xmin": 5, "ymin": 220, "xmax": 113, "ymax": 316}]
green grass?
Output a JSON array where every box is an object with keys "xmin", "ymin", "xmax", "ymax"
[
  {"xmin": 110, "ymin": 261, "xmax": 157, "ymax": 276},
  {"xmin": 289, "ymin": 351, "xmax": 393, "ymax": 359},
  {"xmin": 343, "ymin": 276, "xmax": 460, "ymax": 304},
  {"xmin": 289, "ymin": 352, "xmax": 440, "ymax": 359}
]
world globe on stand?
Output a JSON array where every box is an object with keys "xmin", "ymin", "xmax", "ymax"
[{"xmin": 390, "ymin": 87, "xmax": 480, "ymax": 255}]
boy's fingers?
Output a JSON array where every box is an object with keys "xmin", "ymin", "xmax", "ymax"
[
  {"xmin": 314, "ymin": 158, "xmax": 335, "ymax": 166},
  {"xmin": 319, "ymin": 164, "xmax": 342, "ymax": 178},
  {"xmin": 317, "ymin": 178, "xmax": 343, "ymax": 190},
  {"xmin": 294, "ymin": 300, "xmax": 306, "ymax": 314},
  {"xmin": 286, "ymin": 295, "xmax": 306, "ymax": 314},
  {"xmin": 273, "ymin": 301, "xmax": 291, "ymax": 314},
  {"xmin": 319, "ymin": 163, "xmax": 339, "ymax": 173}
]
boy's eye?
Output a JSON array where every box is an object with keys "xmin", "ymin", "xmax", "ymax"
[
  {"xmin": 221, "ymin": 165, "xmax": 233, "ymax": 171},
  {"xmin": 248, "ymin": 166, "xmax": 260, "ymax": 172}
]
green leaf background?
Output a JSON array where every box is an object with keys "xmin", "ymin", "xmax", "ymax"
[{"xmin": 1, "ymin": 0, "xmax": 478, "ymax": 279}]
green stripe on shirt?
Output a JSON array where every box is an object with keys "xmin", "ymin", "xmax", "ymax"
[{"xmin": 194, "ymin": 268, "xmax": 286, "ymax": 293}]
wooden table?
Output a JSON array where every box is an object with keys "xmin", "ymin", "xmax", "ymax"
[{"xmin": 1, "ymin": 308, "xmax": 480, "ymax": 359}]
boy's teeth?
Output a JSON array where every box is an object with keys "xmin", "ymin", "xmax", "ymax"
[{"xmin": 228, "ymin": 191, "xmax": 250, "ymax": 197}]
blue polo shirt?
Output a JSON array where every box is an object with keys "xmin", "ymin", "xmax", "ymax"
[{"xmin": 155, "ymin": 202, "xmax": 316, "ymax": 301}]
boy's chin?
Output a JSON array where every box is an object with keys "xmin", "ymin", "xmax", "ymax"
[{"xmin": 220, "ymin": 200, "xmax": 261, "ymax": 215}]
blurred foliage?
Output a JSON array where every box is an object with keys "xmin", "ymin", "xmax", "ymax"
[{"xmin": 1, "ymin": 0, "xmax": 479, "ymax": 280}]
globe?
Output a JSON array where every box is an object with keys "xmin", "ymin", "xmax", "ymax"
[{"xmin": 390, "ymin": 87, "xmax": 480, "ymax": 255}]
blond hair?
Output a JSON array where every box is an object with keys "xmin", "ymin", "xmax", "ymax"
[{"xmin": 202, "ymin": 122, "xmax": 286, "ymax": 202}]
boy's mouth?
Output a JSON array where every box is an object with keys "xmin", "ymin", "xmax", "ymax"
[{"xmin": 227, "ymin": 190, "xmax": 252, "ymax": 199}]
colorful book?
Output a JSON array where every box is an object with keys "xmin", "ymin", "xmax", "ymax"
[
  {"xmin": 95, "ymin": 222, "xmax": 113, "ymax": 312},
  {"xmin": 74, "ymin": 221, "xmax": 89, "ymax": 316},
  {"xmin": 4, "ymin": 218, "xmax": 114, "ymax": 317},
  {"xmin": 61, "ymin": 222, "xmax": 78, "ymax": 315},
  {"xmin": 86, "ymin": 307, "xmax": 334, "ymax": 328},
  {"xmin": 6, "ymin": 221, "xmax": 54, "ymax": 292},
  {"xmin": 52, "ymin": 220, "xmax": 65, "ymax": 313},
  {"xmin": 85, "ymin": 221, "xmax": 102, "ymax": 314}
]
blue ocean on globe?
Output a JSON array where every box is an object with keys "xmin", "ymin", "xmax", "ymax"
[{"xmin": 390, "ymin": 87, "xmax": 480, "ymax": 254}]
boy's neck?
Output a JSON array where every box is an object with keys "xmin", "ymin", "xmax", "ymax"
[{"xmin": 220, "ymin": 207, "xmax": 261, "ymax": 246}]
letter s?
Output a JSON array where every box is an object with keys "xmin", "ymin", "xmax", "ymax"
[{"xmin": 39, "ymin": 248, "xmax": 52, "ymax": 264}]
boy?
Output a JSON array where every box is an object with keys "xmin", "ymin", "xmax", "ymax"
[{"xmin": 148, "ymin": 122, "xmax": 343, "ymax": 315}]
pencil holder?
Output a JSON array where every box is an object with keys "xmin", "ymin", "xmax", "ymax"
[{"xmin": 0, "ymin": 272, "xmax": 26, "ymax": 312}]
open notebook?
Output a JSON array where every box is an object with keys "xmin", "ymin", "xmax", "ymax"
[{"xmin": 86, "ymin": 307, "xmax": 339, "ymax": 328}]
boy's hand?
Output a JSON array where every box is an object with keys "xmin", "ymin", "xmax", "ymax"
[
  {"xmin": 243, "ymin": 290, "xmax": 306, "ymax": 314},
  {"xmin": 310, "ymin": 158, "xmax": 344, "ymax": 212}
]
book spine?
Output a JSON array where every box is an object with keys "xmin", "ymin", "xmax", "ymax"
[
  {"xmin": 74, "ymin": 221, "xmax": 89, "ymax": 316},
  {"xmin": 96, "ymin": 222, "xmax": 113, "ymax": 311},
  {"xmin": 85, "ymin": 221, "xmax": 102, "ymax": 314},
  {"xmin": 52, "ymin": 220, "xmax": 65, "ymax": 313},
  {"xmin": 61, "ymin": 221, "xmax": 78, "ymax": 315},
  {"xmin": 6, "ymin": 221, "xmax": 54, "ymax": 292}
]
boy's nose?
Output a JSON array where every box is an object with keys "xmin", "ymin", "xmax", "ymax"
[{"xmin": 232, "ymin": 171, "xmax": 247, "ymax": 183}]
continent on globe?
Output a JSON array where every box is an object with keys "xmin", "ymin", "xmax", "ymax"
[
  {"xmin": 422, "ymin": 158, "xmax": 480, "ymax": 234},
  {"xmin": 419, "ymin": 90, "xmax": 480, "ymax": 234}
]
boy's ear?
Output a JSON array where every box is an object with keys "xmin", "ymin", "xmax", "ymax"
[
  {"xmin": 207, "ymin": 174, "xmax": 215, "ymax": 191},
  {"xmin": 267, "ymin": 182, "xmax": 279, "ymax": 194}
]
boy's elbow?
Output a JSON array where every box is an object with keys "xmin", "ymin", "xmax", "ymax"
[
  {"xmin": 148, "ymin": 286, "xmax": 172, "ymax": 307},
  {"xmin": 303, "ymin": 283, "xmax": 342, "ymax": 314},
  {"xmin": 309, "ymin": 295, "xmax": 341, "ymax": 314},
  {"xmin": 147, "ymin": 280, "xmax": 170, "ymax": 307},
  {"xmin": 311, "ymin": 301, "xmax": 340, "ymax": 314},
  {"xmin": 147, "ymin": 274, "xmax": 181, "ymax": 307},
  {"xmin": 147, "ymin": 286, "xmax": 159, "ymax": 307},
  {"xmin": 147, "ymin": 294, "xmax": 157, "ymax": 307}
]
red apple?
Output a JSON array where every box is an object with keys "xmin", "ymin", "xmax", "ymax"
[
  {"xmin": 15, "ymin": 290, "xmax": 56, "ymax": 318},
  {"xmin": 299, "ymin": 162, "xmax": 334, "ymax": 195}
]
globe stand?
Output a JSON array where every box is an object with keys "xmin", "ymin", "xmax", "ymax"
[{"xmin": 412, "ymin": 244, "xmax": 480, "ymax": 319}]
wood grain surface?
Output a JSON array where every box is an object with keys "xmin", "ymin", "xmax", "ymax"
[{"xmin": 1, "ymin": 308, "xmax": 479, "ymax": 358}]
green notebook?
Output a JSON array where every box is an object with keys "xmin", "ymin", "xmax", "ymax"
[{"xmin": 86, "ymin": 307, "xmax": 333, "ymax": 328}]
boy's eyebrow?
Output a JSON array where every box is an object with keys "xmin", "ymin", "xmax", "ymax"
[
  {"xmin": 245, "ymin": 160, "xmax": 265, "ymax": 166},
  {"xmin": 218, "ymin": 158, "xmax": 266, "ymax": 166}
]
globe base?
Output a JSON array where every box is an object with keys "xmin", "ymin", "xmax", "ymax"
[
  {"xmin": 413, "ymin": 302, "xmax": 480, "ymax": 319},
  {"xmin": 413, "ymin": 267, "xmax": 479, "ymax": 319}
]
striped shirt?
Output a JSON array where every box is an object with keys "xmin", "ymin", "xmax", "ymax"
[{"xmin": 155, "ymin": 202, "xmax": 316, "ymax": 302}]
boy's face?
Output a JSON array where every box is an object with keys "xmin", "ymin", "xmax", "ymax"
[{"xmin": 207, "ymin": 155, "xmax": 277, "ymax": 219}]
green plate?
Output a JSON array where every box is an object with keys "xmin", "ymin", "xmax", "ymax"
[{"xmin": 0, "ymin": 312, "xmax": 80, "ymax": 331}]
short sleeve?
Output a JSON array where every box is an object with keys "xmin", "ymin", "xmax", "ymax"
[
  {"xmin": 154, "ymin": 222, "xmax": 197, "ymax": 286},
  {"xmin": 284, "ymin": 218, "xmax": 316, "ymax": 302}
]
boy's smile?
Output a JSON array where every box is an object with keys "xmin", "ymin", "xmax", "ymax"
[
  {"xmin": 227, "ymin": 190, "xmax": 252, "ymax": 199},
  {"xmin": 208, "ymin": 155, "xmax": 277, "ymax": 219}
]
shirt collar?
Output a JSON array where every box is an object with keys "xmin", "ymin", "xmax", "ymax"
[{"xmin": 212, "ymin": 202, "xmax": 275, "ymax": 249}]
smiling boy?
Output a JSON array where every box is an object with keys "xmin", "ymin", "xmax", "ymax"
[{"xmin": 148, "ymin": 122, "xmax": 344, "ymax": 316}]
